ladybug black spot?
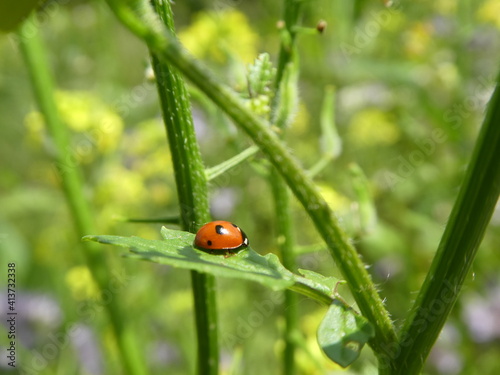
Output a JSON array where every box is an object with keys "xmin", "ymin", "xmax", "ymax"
[
  {"xmin": 215, "ymin": 225, "xmax": 225, "ymax": 235},
  {"xmin": 207, "ymin": 240, "xmax": 212, "ymax": 246}
]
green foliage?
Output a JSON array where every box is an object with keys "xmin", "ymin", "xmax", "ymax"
[
  {"xmin": 394, "ymin": 75, "xmax": 500, "ymax": 375},
  {"xmin": 2, "ymin": 1, "xmax": 500, "ymax": 375},
  {"xmin": 244, "ymin": 53, "xmax": 276, "ymax": 118},
  {"xmin": 17, "ymin": 12, "xmax": 147, "ymax": 375},
  {"xmin": 84, "ymin": 227, "xmax": 337, "ymax": 303},
  {"xmin": 246, "ymin": 53, "xmax": 275, "ymax": 99},
  {"xmin": 317, "ymin": 299, "xmax": 375, "ymax": 368}
]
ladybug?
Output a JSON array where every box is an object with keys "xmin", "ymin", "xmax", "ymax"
[{"xmin": 193, "ymin": 221, "xmax": 249, "ymax": 256}]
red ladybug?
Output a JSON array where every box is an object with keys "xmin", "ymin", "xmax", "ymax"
[{"xmin": 193, "ymin": 221, "xmax": 249, "ymax": 256}]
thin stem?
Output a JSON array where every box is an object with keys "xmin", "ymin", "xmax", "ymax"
[
  {"xmin": 104, "ymin": 0, "xmax": 397, "ymax": 358},
  {"xmin": 274, "ymin": 0, "xmax": 301, "ymax": 94},
  {"xmin": 392, "ymin": 76, "xmax": 500, "ymax": 374},
  {"xmin": 271, "ymin": 173, "xmax": 299, "ymax": 375},
  {"xmin": 294, "ymin": 243, "xmax": 327, "ymax": 255},
  {"xmin": 206, "ymin": 145, "xmax": 259, "ymax": 181},
  {"xmin": 307, "ymin": 154, "xmax": 334, "ymax": 178},
  {"xmin": 17, "ymin": 15, "xmax": 146, "ymax": 375},
  {"xmin": 289, "ymin": 281, "xmax": 333, "ymax": 306},
  {"xmin": 149, "ymin": 1, "xmax": 218, "ymax": 374},
  {"xmin": 272, "ymin": 2, "xmax": 302, "ymax": 374},
  {"xmin": 120, "ymin": 215, "xmax": 180, "ymax": 224}
]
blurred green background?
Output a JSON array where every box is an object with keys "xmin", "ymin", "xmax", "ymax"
[{"xmin": 1, "ymin": 0, "xmax": 499, "ymax": 374}]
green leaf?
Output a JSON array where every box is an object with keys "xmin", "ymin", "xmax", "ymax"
[
  {"xmin": 83, "ymin": 227, "xmax": 337, "ymax": 303},
  {"xmin": 297, "ymin": 269, "xmax": 338, "ymax": 297},
  {"xmin": 317, "ymin": 299, "xmax": 375, "ymax": 368}
]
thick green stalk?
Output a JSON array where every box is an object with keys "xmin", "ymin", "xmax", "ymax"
[
  {"xmin": 392, "ymin": 77, "xmax": 500, "ymax": 374},
  {"xmin": 149, "ymin": 2, "xmax": 218, "ymax": 374},
  {"xmin": 272, "ymin": 3, "xmax": 301, "ymax": 374},
  {"xmin": 17, "ymin": 15, "xmax": 146, "ymax": 375},
  {"xmin": 104, "ymin": 0, "xmax": 397, "ymax": 360}
]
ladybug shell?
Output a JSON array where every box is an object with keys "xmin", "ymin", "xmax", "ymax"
[{"xmin": 194, "ymin": 221, "xmax": 249, "ymax": 254}]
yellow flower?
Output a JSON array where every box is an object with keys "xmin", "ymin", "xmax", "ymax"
[
  {"xmin": 179, "ymin": 10, "xmax": 258, "ymax": 64},
  {"xmin": 477, "ymin": 0, "xmax": 500, "ymax": 28},
  {"xmin": 65, "ymin": 266, "xmax": 99, "ymax": 300},
  {"xmin": 24, "ymin": 111, "xmax": 46, "ymax": 146},
  {"xmin": 289, "ymin": 103, "xmax": 310, "ymax": 136},
  {"xmin": 55, "ymin": 91, "xmax": 123, "ymax": 155},
  {"xmin": 435, "ymin": 0, "xmax": 456, "ymax": 14},
  {"xmin": 403, "ymin": 22, "xmax": 434, "ymax": 58},
  {"xmin": 24, "ymin": 90, "xmax": 124, "ymax": 163},
  {"xmin": 317, "ymin": 184, "xmax": 351, "ymax": 213},
  {"xmin": 348, "ymin": 108, "xmax": 400, "ymax": 146},
  {"xmin": 94, "ymin": 165, "xmax": 146, "ymax": 206}
]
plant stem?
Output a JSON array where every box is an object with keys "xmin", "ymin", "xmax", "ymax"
[
  {"xmin": 392, "ymin": 76, "xmax": 500, "ymax": 374},
  {"xmin": 272, "ymin": 2, "xmax": 301, "ymax": 374},
  {"xmin": 104, "ymin": 0, "xmax": 397, "ymax": 360},
  {"xmin": 274, "ymin": 0, "xmax": 301, "ymax": 94},
  {"xmin": 307, "ymin": 154, "xmax": 334, "ymax": 178},
  {"xmin": 17, "ymin": 15, "xmax": 146, "ymax": 375},
  {"xmin": 206, "ymin": 145, "xmax": 259, "ymax": 181},
  {"xmin": 271, "ymin": 173, "xmax": 299, "ymax": 375},
  {"xmin": 149, "ymin": 2, "xmax": 218, "ymax": 374},
  {"xmin": 289, "ymin": 281, "xmax": 333, "ymax": 306}
]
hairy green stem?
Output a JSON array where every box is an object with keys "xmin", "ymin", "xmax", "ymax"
[
  {"xmin": 17, "ymin": 15, "xmax": 146, "ymax": 375},
  {"xmin": 392, "ymin": 77, "xmax": 500, "ymax": 374},
  {"xmin": 104, "ymin": 0, "xmax": 397, "ymax": 359},
  {"xmin": 149, "ymin": 2, "xmax": 218, "ymax": 374}
]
